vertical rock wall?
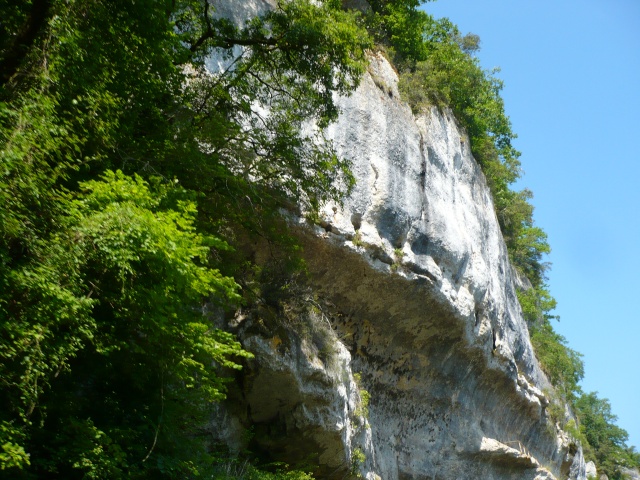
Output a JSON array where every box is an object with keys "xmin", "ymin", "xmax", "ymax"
[
  {"xmin": 207, "ymin": 2, "xmax": 586, "ymax": 479},
  {"xmin": 284, "ymin": 52, "xmax": 584, "ymax": 479}
]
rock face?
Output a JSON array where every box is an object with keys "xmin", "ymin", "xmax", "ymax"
[
  {"xmin": 208, "ymin": 2, "xmax": 586, "ymax": 479},
  {"xmin": 620, "ymin": 467, "xmax": 640, "ymax": 480}
]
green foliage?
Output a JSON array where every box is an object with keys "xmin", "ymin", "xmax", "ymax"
[
  {"xmin": 350, "ymin": 447, "xmax": 366, "ymax": 478},
  {"xmin": 530, "ymin": 320, "xmax": 583, "ymax": 402},
  {"xmin": 354, "ymin": 389, "xmax": 371, "ymax": 420},
  {"xmin": 518, "ymin": 283, "xmax": 584, "ymax": 408},
  {"xmin": 397, "ymin": 17, "xmax": 518, "ymax": 182},
  {"xmin": 0, "ymin": 423, "xmax": 29, "ymax": 471},
  {"xmin": 518, "ymin": 287, "xmax": 558, "ymax": 326},
  {"xmin": 518, "ymin": 284, "xmax": 583, "ymax": 405},
  {"xmin": 364, "ymin": 0, "xmax": 431, "ymax": 66},
  {"xmin": 211, "ymin": 459, "xmax": 315, "ymax": 480},
  {"xmin": 1, "ymin": 171, "xmax": 251, "ymax": 476},
  {"xmin": 564, "ymin": 419, "xmax": 589, "ymax": 450},
  {"xmin": 351, "ymin": 372, "xmax": 371, "ymax": 423},
  {"xmin": 575, "ymin": 392, "xmax": 640, "ymax": 478},
  {"xmin": 544, "ymin": 394, "xmax": 566, "ymax": 428},
  {"xmin": 170, "ymin": 0, "xmax": 369, "ymax": 213},
  {"xmin": 499, "ymin": 189, "xmax": 550, "ymax": 286},
  {"xmin": 0, "ymin": 0, "xmax": 372, "ymax": 475},
  {"xmin": 352, "ymin": 373, "xmax": 371, "ymax": 420},
  {"xmin": 352, "ymin": 231, "xmax": 364, "ymax": 247}
]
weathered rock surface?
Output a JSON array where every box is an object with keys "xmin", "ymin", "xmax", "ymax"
[
  {"xmin": 585, "ymin": 461, "xmax": 597, "ymax": 478},
  {"xmin": 207, "ymin": 1, "xmax": 586, "ymax": 479},
  {"xmin": 620, "ymin": 467, "xmax": 640, "ymax": 480},
  {"xmin": 211, "ymin": 308, "xmax": 375, "ymax": 478}
]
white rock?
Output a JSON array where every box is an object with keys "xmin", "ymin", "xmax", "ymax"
[{"xmin": 206, "ymin": 2, "xmax": 587, "ymax": 479}]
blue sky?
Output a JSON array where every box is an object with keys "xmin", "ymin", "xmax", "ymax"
[{"xmin": 422, "ymin": 0, "xmax": 640, "ymax": 448}]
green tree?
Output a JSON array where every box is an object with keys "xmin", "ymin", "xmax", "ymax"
[
  {"xmin": 1, "ymin": 171, "xmax": 250, "ymax": 476},
  {"xmin": 365, "ymin": 0, "xmax": 431, "ymax": 65},
  {"xmin": 575, "ymin": 392, "xmax": 640, "ymax": 479},
  {"xmin": 1, "ymin": 0, "xmax": 370, "ymax": 476}
]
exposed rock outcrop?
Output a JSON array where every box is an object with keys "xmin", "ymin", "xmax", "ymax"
[
  {"xmin": 620, "ymin": 467, "xmax": 640, "ymax": 480},
  {"xmin": 585, "ymin": 461, "xmax": 597, "ymax": 479},
  {"xmin": 207, "ymin": 2, "xmax": 586, "ymax": 479}
]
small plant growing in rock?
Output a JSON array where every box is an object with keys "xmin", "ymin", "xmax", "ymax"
[
  {"xmin": 546, "ymin": 398, "xmax": 564, "ymax": 425},
  {"xmin": 352, "ymin": 373, "xmax": 371, "ymax": 420},
  {"xmin": 352, "ymin": 230, "xmax": 364, "ymax": 247},
  {"xmin": 354, "ymin": 388, "xmax": 370, "ymax": 420},
  {"xmin": 350, "ymin": 447, "xmax": 366, "ymax": 478},
  {"xmin": 390, "ymin": 247, "xmax": 404, "ymax": 272},
  {"xmin": 564, "ymin": 419, "xmax": 588, "ymax": 447}
]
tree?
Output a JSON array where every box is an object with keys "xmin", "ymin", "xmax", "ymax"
[
  {"xmin": 529, "ymin": 320, "xmax": 583, "ymax": 402},
  {"xmin": 0, "ymin": 0, "xmax": 371, "ymax": 476},
  {"xmin": 2, "ymin": 171, "xmax": 251, "ymax": 477},
  {"xmin": 363, "ymin": 0, "xmax": 432, "ymax": 66},
  {"xmin": 575, "ymin": 392, "xmax": 640, "ymax": 479}
]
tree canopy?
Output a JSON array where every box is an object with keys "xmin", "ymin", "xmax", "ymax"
[
  {"xmin": 575, "ymin": 392, "xmax": 640, "ymax": 479},
  {"xmin": 0, "ymin": 0, "xmax": 369, "ymax": 476}
]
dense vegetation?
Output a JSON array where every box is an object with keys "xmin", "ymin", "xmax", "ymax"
[
  {"xmin": 0, "ymin": 0, "xmax": 368, "ymax": 477},
  {"xmin": 0, "ymin": 0, "xmax": 637, "ymax": 478},
  {"xmin": 576, "ymin": 393, "xmax": 640, "ymax": 478}
]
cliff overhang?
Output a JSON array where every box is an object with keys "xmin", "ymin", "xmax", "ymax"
[{"xmin": 208, "ymin": 2, "xmax": 586, "ymax": 479}]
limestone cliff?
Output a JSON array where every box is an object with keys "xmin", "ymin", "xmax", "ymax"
[{"xmin": 208, "ymin": 2, "xmax": 586, "ymax": 479}]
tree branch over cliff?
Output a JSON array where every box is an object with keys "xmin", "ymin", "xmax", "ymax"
[{"xmin": 187, "ymin": 0, "xmax": 284, "ymax": 52}]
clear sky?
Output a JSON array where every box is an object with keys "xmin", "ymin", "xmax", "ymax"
[{"xmin": 422, "ymin": 0, "xmax": 640, "ymax": 449}]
